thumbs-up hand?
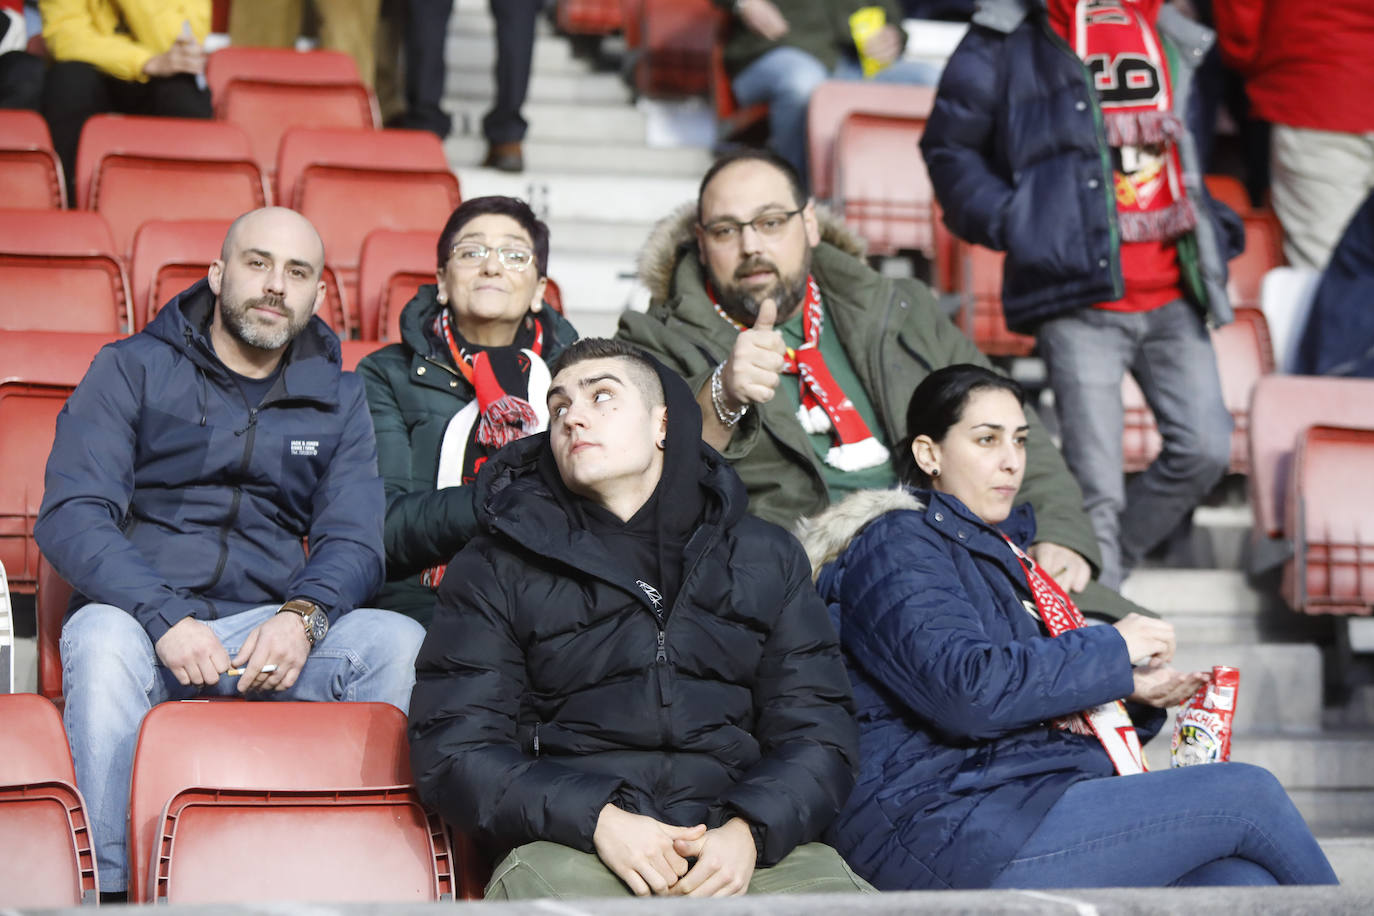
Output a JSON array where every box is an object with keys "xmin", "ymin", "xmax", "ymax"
[{"xmin": 720, "ymin": 297, "xmax": 786, "ymax": 410}]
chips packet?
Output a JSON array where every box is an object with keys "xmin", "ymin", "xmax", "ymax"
[{"xmin": 1170, "ymin": 665, "xmax": 1239, "ymax": 767}]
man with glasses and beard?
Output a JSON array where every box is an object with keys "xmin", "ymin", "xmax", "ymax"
[
  {"xmin": 619, "ymin": 149, "xmax": 1141, "ymax": 621},
  {"xmin": 35, "ymin": 207, "xmax": 424, "ymax": 899}
]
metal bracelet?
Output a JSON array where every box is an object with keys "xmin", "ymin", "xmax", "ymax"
[{"xmin": 711, "ymin": 363, "xmax": 749, "ymax": 428}]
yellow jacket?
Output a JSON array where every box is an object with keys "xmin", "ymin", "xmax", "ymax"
[{"xmin": 41, "ymin": 0, "xmax": 209, "ymax": 83}]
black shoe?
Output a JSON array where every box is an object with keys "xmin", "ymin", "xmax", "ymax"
[{"xmin": 482, "ymin": 141, "xmax": 524, "ymax": 173}]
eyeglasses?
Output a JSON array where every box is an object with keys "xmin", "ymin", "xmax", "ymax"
[
  {"xmin": 698, "ymin": 206, "xmax": 805, "ymax": 246},
  {"xmin": 448, "ymin": 243, "xmax": 536, "ymax": 271}
]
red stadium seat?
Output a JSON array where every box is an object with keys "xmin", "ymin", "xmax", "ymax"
[
  {"xmin": 0, "ymin": 332, "xmax": 119, "ymax": 595},
  {"xmin": 808, "ymin": 82, "xmax": 935, "ymax": 202},
  {"xmin": 1204, "ymin": 173, "xmax": 1253, "ymax": 215},
  {"xmin": 634, "ymin": 0, "xmax": 721, "ymax": 98},
  {"xmin": 75, "ymin": 115, "xmax": 268, "ymax": 257},
  {"xmin": 127, "ymin": 701, "xmax": 415, "ymax": 902},
  {"xmin": 1283, "ymin": 425, "xmax": 1374, "ymax": 616},
  {"xmin": 1119, "ymin": 307, "xmax": 1274, "ymax": 475},
  {"xmin": 1247, "ymin": 376, "xmax": 1374, "ymax": 541},
  {"xmin": 951, "ymin": 242, "xmax": 1035, "ymax": 357},
  {"xmin": 710, "ymin": 32, "xmax": 767, "ymax": 141},
  {"xmin": 205, "ymin": 47, "xmax": 362, "ymax": 102},
  {"xmin": 0, "ymin": 209, "xmax": 132, "ymax": 332},
  {"xmin": 1228, "ymin": 215, "xmax": 1284, "ymax": 310},
  {"xmin": 339, "ymin": 340, "xmax": 388, "ymax": 372},
  {"xmin": 129, "ymin": 219, "xmax": 232, "ymax": 329},
  {"xmin": 36, "ymin": 555, "xmax": 72, "ymax": 704},
  {"xmin": 276, "ymin": 127, "xmax": 460, "ymax": 322},
  {"xmin": 217, "ymin": 80, "xmax": 379, "ymax": 185},
  {"xmin": 833, "ymin": 111, "xmax": 934, "ymax": 257},
  {"xmin": 357, "ymin": 229, "xmax": 435, "ymax": 341},
  {"xmin": 150, "ymin": 786, "xmax": 452, "ymax": 903},
  {"xmin": 0, "ymin": 693, "xmax": 98, "ymax": 906},
  {"xmin": 556, "ymin": 0, "xmax": 623, "ymax": 34},
  {"xmin": 131, "ymin": 220, "xmax": 349, "ymax": 336},
  {"xmin": 544, "ymin": 276, "xmax": 565, "ymax": 315},
  {"xmin": 623, "ymin": 0, "xmax": 645, "ymax": 49},
  {"xmin": 0, "ymin": 109, "xmax": 66, "ymax": 209}
]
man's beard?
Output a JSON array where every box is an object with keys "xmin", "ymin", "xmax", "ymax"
[
  {"xmin": 220, "ymin": 292, "xmax": 308, "ymax": 351},
  {"xmin": 710, "ymin": 250, "xmax": 811, "ymax": 327}
]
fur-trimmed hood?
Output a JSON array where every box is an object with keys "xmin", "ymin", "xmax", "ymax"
[
  {"xmin": 636, "ymin": 202, "xmax": 869, "ymax": 304},
  {"xmin": 794, "ymin": 487, "xmax": 925, "ymax": 581}
]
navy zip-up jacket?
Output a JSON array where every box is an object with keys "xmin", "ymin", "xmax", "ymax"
[
  {"xmin": 809, "ymin": 489, "xmax": 1163, "ymax": 889},
  {"xmin": 35, "ymin": 279, "xmax": 385, "ymax": 643}
]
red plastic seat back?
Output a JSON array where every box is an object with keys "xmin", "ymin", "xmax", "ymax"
[
  {"xmin": 809, "ymin": 82, "xmax": 936, "ymax": 201},
  {"xmin": 152, "ymin": 786, "xmax": 452, "ymax": 903},
  {"xmin": 952, "ymin": 242, "xmax": 1035, "ymax": 357},
  {"xmin": 0, "ymin": 209, "xmax": 131, "ymax": 333},
  {"xmin": 635, "ymin": 0, "xmax": 722, "ymax": 98},
  {"xmin": 834, "ymin": 111, "xmax": 934, "ymax": 257},
  {"xmin": 1204, "ymin": 173, "xmax": 1252, "ymax": 215},
  {"xmin": 130, "ymin": 219, "xmax": 233, "ymax": 329},
  {"xmin": 1247, "ymin": 375, "xmax": 1374, "ymax": 539},
  {"xmin": 1283, "ymin": 426, "xmax": 1374, "ymax": 615},
  {"xmin": 0, "ymin": 695, "xmax": 96, "ymax": 905},
  {"xmin": 0, "ymin": 331, "xmax": 117, "ymax": 594},
  {"xmin": 36, "ymin": 555, "xmax": 73, "ymax": 703},
  {"xmin": 218, "ymin": 79, "xmax": 379, "ymax": 183},
  {"xmin": 1211, "ymin": 307, "xmax": 1275, "ymax": 474},
  {"xmin": 0, "ymin": 109, "xmax": 66, "ymax": 208},
  {"xmin": 275, "ymin": 126, "xmax": 451, "ymax": 218},
  {"xmin": 77, "ymin": 116, "xmax": 267, "ymax": 257},
  {"xmin": 128, "ymin": 701, "xmax": 412, "ymax": 902},
  {"xmin": 205, "ymin": 47, "xmax": 362, "ymax": 101},
  {"xmin": 358, "ymin": 229, "xmax": 437, "ymax": 341},
  {"xmin": 557, "ymin": 0, "xmax": 624, "ymax": 34},
  {"xmin": 339, "ymin": 340, "xmax": 388, "ymax": 372},
  {"xmin": 1228, "ymin": 216, "xmax": 1284, "ymax": 310}
]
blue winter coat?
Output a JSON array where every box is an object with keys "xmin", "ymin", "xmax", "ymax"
[
  {"xmin": 35, "ymin": 279, "xmax": 385, "ymax": 643},
  {"xmin": 1296, "ymin": 189, "xmax": 1374, "ymax": 378},
  {"xmin": 920, "ymin": 0, "xmax": 1239, "ymax": 334},
  {"xmin": 806, "ymin": 488, "xmax": 1163, "ymax": 889}
]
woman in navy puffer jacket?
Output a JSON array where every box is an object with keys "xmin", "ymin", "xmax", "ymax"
[{"xmin": 798, "ymin": 365, "xmax": 1337, "ymax": 890}]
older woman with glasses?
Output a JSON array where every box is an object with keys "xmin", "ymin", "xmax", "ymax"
[{"xmin": 358, "ymin": 196, "xmax": 578, "ymax": 626}]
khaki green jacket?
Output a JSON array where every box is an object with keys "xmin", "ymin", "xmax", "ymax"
[{"xmin": 618, "ymin": 207, "xmax": 1143, "ymax": 620}]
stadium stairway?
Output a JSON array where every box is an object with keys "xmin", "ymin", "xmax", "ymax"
[
  {"xmin": 439, "ymin": 0, "xmax": 710, "ymax": 339},
  {"xmin": 1123, "ymin": 496, "xmax": 1374, "ymax": 884}
]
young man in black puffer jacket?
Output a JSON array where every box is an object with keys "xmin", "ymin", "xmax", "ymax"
[{"xmin": 408, "ymin": 338, "xmax": 866, "ymax": 899}]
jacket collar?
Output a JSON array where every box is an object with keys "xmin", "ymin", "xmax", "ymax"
[
  {"xmin": 473, "ymin": 433, "xmax": 747, "ymax": 602},
  {"xmin": 145, "ymin": 278, "xmax": 343, "ymax": 408}
]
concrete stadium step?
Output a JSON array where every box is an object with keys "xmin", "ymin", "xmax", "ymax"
[
  {"xmin": 446, "ymin": 32, "xmax": 589, "ymax": 76},
  {"xmin": 543, "ymin": 252, "xmax": 643, "ymax": 340},
  {"xmin": 1169, "ymin": 642, "xmax": 1323, "ymax": 734},
  {"xmin": 445, "ymin": 135, "xmax": 708, "ymax": 176},
  {"xmin": 453, "ymin": 168, "xmax": 696, "ymax": 227},
  {"xmin": 448, "ymin": 4, "xmax": 554, "ymax": 40},
  {"xmin": 1122, "ymin": 568, "xmax": 1324, "ymax": 644},
  {"xmin": 445, "ymin": 68, "xmax": 633, "ymax": 106},
  {"xmin": 445, "ymin": 99, "xmax": 648, "ymax": 144},
  {"xmin": 1181, "ymin": 502, "xmax": 1254, "ymax": 570}
]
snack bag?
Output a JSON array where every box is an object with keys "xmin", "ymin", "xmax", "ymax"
[
  {"xmin": 1170, "ymin": 666, "xmax": 1239, "ymax": 767},
  {"xmin": 849, "ymin": 7, "xmax": 889, "ymax": 79}
]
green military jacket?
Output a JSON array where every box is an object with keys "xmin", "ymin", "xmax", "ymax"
[
  {"xmin": 619, "ymin": 206, "xmax": 1143, "ymax": 620},
  {"xmin": 357, "ymin": 285, "xmax": 579, "ymax": 624}
]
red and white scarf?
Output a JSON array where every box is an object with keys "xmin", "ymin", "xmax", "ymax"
[
  {"xmin": 422, "ymin": 310, "xmax": 550, "ymax": 589},
  {"xmin": 710, "ymin": 276, "xmax": 888, "ymax": 471},
  {"xmin": 1060, "ymin": 0, "xmax": 1196, "ymax": 243},
  {"xmin": 1005, "ymin": 536, "xmax": 1147, "ymax": 776}
]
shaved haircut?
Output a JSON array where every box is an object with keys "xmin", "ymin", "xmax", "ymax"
[{"xmin": 549, "ymin": 338, "xmax": 664, "ymax": 408}]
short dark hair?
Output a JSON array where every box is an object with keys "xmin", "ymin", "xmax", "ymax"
[
  {"xmin": 696, "ymin": 148, "xmax": 808, "ymax": 223},
  {"xmin": 436, "ymin": 196, "xmax": 550, "ymax": 276},
  {"xmin": 548, "ymin": 338, "xmax": 665, "ymax": 409},
  {"xmin": 895, "ymin": 364, "xmax": 1026, "ymax": 487}
]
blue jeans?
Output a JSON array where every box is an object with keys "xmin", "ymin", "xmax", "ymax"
[
  {"xmin": 731, "ymin": 46, "xmax": 942, "ymax": 186},
  {"xmin": 989, "ymin": 764, "xmax": 1338, "ymax": 888},
  {"xmin": 60, "ymin": 602, "xmax": 425, "ymax": 892},
  {"xmin": 1037, "ymin": 301, "xmax": 1232, "ymax": 588}
]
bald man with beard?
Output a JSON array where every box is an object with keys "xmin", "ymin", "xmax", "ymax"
[{"xmin": 35, "ymin": 207, "xmax": 424, "ymax": 897}]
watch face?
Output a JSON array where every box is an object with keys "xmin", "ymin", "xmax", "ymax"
[{"xmin": 307, "ymin": 609, "xmax": 329, "ymax": 644}]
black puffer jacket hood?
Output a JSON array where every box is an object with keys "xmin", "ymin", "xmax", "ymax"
[{"xmin": 409, "ymin": 353, "xmax": 858, "ymax": 865}]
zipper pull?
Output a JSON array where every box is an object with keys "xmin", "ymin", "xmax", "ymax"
[
  {"xmin": 532, "ymin": 722, "xmax": 540, "ymax": 757},
  {"xmin": 655, "ymin": 630, "xmax": 670, "ymax": 706},
  {"xmin": 234, "ymin": 408, "xmax": 259, "ymax": 436}
]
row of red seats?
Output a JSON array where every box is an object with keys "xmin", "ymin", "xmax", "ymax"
[{"xmin": 0, "ymin": 693, "xmax": 487, "ymax": 906}]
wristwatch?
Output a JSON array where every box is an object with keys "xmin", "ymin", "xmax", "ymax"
[{"xmin": 277, "ymin": 598, "xmax": 328, "ymax": 646}]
